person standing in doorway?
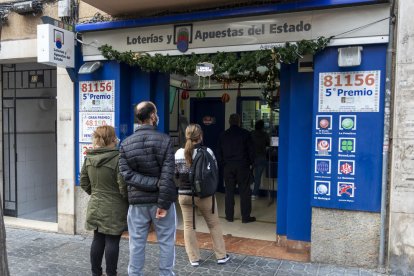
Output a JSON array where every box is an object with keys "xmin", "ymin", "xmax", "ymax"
[
  {"xmin": 119, "ymin": 101, "xmax": 177, "ymax": 276},
  {"xmin": 175, "ymin": 124, "xmax": 230, "ymax": 267},
  {"xmin": 217, "ymin": 114, "xmax": 256, "ymax": 223},
  {"xmin": 80, "ymin": 125, "xmax": 128, "ymax": 276},
  {"xmin": 251, "ymin": 120, "xmax": 270, "ymax": 200}
]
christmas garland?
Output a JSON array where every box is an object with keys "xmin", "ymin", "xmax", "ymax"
[{"xmin": 99, "ymin": 36, "xmax": 331, "ymax": 108}]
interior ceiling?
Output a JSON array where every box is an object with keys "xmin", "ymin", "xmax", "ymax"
[{"xmin": 82, "ymin": 0, "xmax": 289, "ymax": 16}]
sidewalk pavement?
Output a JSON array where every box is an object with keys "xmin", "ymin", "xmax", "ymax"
[{"xmin": 6, "ymin": 227, "xmax": 387, "ymax": 276}]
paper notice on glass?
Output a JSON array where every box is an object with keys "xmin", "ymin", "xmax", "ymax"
[
  {"xmin": 271, "ymin": 136, "xmax": 279, "ymax": 147},
  {"xmin": 79, "ymin": 112, "xmax": 115, "ymax": 143}
]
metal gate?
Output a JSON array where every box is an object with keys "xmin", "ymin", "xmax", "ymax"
[{"xmin": 2, "ymin": 64, "xmax": 57, "ymax": 217}]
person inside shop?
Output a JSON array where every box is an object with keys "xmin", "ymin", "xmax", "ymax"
[
  {"xmin": 174, "ymin": 124, "xmax": 230, "ymax": 267},
  {"xmin": 217, "ymin": 113, "xmax": 256, "ymax": 223},
  {"xmin": 80, "ymin": 125, "xmax": 128, "ymax": 276},
  {"xmin": 251, "ymin": 120, "xmax": 270, "ymax": 200},
  {"xmin": 119, "ymin": 101, "xmax": 177, "ymax": 276}
]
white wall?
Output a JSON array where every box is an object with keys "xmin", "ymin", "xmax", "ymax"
[{"xmin": 56, "ymin": 67, "xmax": 75, "ymax": 234}]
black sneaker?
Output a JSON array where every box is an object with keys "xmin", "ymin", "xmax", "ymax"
[
  {"xmin": 217, "ymin": 254, "xmax": 230, "ymax": 264},
  {"xmin": 242, "ymin": 217, "xmax": 256, "ymax": 223},
  {"xmin": 225, "ymin": 217, "xmax": 234, "ymax": 222}
]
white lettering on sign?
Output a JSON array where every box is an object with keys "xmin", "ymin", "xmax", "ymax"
[
  {"xmin": 319, "ymin": 71, "xmax": 381, "ymax": 112},
  {"xmin": 196, "ymin": 62, "xmax": 214, "ymax": 77},
  {"xmin": 79, "ymin": 80, "xmax": 115, "ymax": 112}
]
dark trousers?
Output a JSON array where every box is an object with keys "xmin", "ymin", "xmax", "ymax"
[
  {"xmin": 90, "ymin": 230, "xmax": 122, "ymax": 276},
  {"xmin": 223, "ymin": 163, "xmax": 252, "ymax": 220}
]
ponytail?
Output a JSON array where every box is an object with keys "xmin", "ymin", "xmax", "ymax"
[
  {"xmin": 184, "ymin": 139, "xmax": 195, "ymax": 166},
  {"xmin": 184, "ymin": 124, "xmax": 203, "ymax": 166}
]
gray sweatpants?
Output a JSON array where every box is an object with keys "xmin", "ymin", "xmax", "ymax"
[{"xmin": 127, "ymin": 204, "xmax": 177, "ymax": 276}]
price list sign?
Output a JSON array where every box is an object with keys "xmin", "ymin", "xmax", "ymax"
[{"xmin": 79, "ymin": 112, "xmax": 115, "ymax": 142}]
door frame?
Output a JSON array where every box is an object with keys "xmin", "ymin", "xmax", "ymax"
[
  {"xmin": 1, "ymin": 64, "xmax": 57, "ymax": 218},
  {"xmin": 189, "ymin": 97, "xmax": 226, "ymax": 192}
]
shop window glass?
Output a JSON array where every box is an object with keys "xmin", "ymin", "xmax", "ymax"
[{"xmin": 240, "ymin": 99, "xmax": 279, "ymax": 136}]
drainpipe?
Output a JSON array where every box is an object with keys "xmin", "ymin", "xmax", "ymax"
[{"xmin": 378, "ymin": 0, "xmax": 396, "ymax": 271}]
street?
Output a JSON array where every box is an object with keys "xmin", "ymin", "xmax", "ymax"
[{"xmin": 5, "ymin": 227, "xmax": 385, "ymax": 275}]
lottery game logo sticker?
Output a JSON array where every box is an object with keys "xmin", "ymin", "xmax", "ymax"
[
  {"xmin": 338, "ymin": 138, "xmax": 356, "ymax": 153},
  {"xmin": 54, "ymin": 29, "xmax": 64, "ymax": 49},
  {"xmin": 315, "ymin": 137, "xmax": 332, "ymax": 153},
  {"xmin": 339, "ymin": 115, "xmax": 357, "ymax": 131},
  {"xmin": 337, "ymin": 182, "xmax": 355, "ymax": 197},
  {"xmin": 314, "ymin": 181, "xmax": 331, "ymax": 196},
  {"xmin": 174, "ymin": 24, "xmax": 193, "ymax": 53},
  {"xmin": 338, "ymin": 160, "xmax": 355, "ymax": 175},
  {"xmin": 316, "ymin": 115, "xmax": 332, "ymax": 130},
  {"xmin": 315, "ymin": 159, "xmax": 331, "ymax": 174}
]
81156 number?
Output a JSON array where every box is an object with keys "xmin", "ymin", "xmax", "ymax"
[
  {"xmin": 81, "ymin": 81, "xmax": 113, "ymax": 93},
  {"xmin": 323, "ymin": 73, "xmax": 375, "ymax": 87}
]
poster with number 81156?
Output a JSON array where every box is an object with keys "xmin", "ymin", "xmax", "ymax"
[
  {"xmin": 79, "ymin": 80, "xmax": 115, "ymax": 112},
  {"xmin": 318, "ymin": 71, "xmax": 380, "ymax": 113}
]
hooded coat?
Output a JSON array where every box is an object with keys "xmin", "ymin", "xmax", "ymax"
[{"xmin": 80, "ymin": 147, "xmax": 128, "ymax": 236}]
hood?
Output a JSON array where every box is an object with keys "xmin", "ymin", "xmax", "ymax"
[{"xmin": 86, "ymin": 147, "xmax": 119, "ymax": 167}]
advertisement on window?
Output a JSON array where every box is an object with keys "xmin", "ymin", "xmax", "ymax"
[{"xmin": 79, "ymin": 80, "xmax": 115, "ymax": 112}]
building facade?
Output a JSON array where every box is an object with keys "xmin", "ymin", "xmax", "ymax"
[{"xmin": 0, "ymin": 0, "xmax": 413, "ymax": 275}]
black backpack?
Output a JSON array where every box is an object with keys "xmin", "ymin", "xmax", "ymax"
[{"xmin": 189, "ymin": 146, "xmax": 218, "ymax": 229}]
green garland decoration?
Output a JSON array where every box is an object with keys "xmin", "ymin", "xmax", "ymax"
[{"xmin": 99, "ymin": 36, "xmax": 331, "ymax": 109}]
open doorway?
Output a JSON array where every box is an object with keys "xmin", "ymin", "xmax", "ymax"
[
  {"xmin": 2, "ymin": 63, "xmax": 57, "ymax": 223},
  {"xmin": 169, "ymin": 73, "xmax": 279, "ymax": 241}
]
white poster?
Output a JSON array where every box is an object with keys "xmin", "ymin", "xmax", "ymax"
[
  {"xmin": 318, "ymin": 71, "xmax": 381, "ymax": 112},
  {"xmin": 79, "ymin": 112, "xmax": 115, "ymax": 142},
  {"xmin": 79, "ymin": 80, "xmax": 115, "ymax": 112},
  {"xmin": 79, "ymin": 143, "xmax": 93, "ymax": 170}
]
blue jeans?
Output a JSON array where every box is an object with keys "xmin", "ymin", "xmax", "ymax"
[
  {"xmin": 253, "ymin": 157, "xmax": 267, "ymax": 196},
  {"xmin": 127, "ymin": 204, "xmax": 177, "ymax": 276}
]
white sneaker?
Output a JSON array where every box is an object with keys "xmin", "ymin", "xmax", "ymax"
[
  {"xmin": 251, "ymin": 195, "xmax": 257, "ymax": 201},
  {"xmin": 217, "ymin": 254, "xmax": 230, "ymax": 264},
  {"xmin": 190, "ymin": 260, "xmax": 200, "ymax": 267}
]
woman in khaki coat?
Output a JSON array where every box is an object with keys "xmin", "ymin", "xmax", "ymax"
[{"xmin": 80, "ymin": 125, "xmax": 128, "ymax": 276}]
